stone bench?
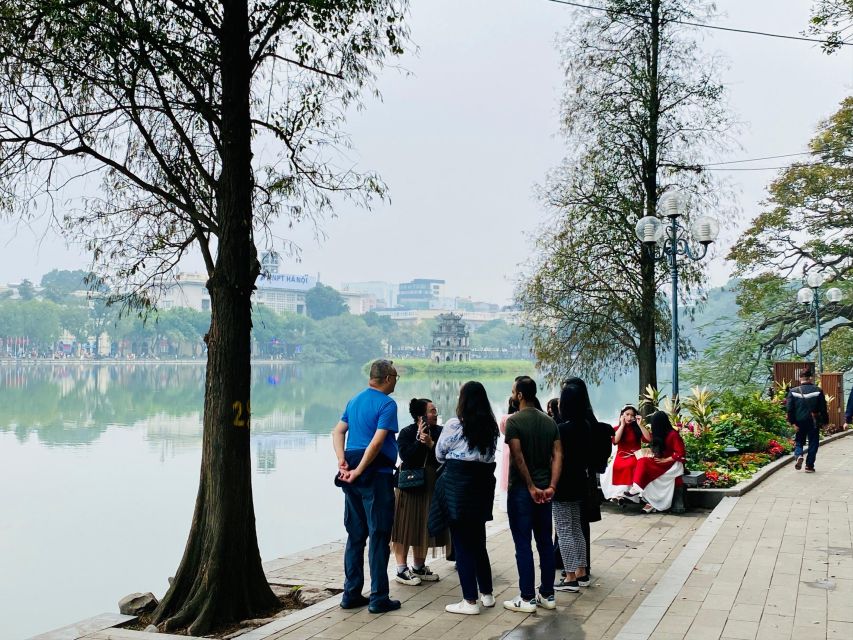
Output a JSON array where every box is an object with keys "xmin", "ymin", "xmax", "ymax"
[{"xmin": 671, "ymin": 470, "xmax": 706, "ymax": 513}]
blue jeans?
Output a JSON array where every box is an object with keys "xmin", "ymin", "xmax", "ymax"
[
  {"xmin": 507, "ymin": 485, "xmax": 555, "ymax": 599},
  {"xmin": 793, "ymin": 421, "xmax": 820, "ymax": 468},
  {"xmin": 342, "ymin": 472, "xmax": 395, "ymax": 605},
  {"xmin": 449, "ymin": 520, "xmax": 493, "ymax": 602}
]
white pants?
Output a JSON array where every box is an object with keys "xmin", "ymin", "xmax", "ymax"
[
  {"xmin": 630, "ymin": 462, "xmax": 684, "ymax": 512},
  {"xmin": 599, "ymin": 460, "xmax": 631, "ymax": 500}
]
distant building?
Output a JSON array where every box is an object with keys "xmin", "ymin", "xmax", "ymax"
[
  {"xmin": 398, "ymin": 278, "xmax": 445, "ymax": 310},
  {"xmin": 162, "ymin": 268, "xmax": 316, "ymax": 316},
  {"xmin": 340, "ymin": 291, "xmax": 379, "ymax": 315},
  {"xmin": 341, "ymin": 281, "xmax": 398, "ymax": 309},
  {"xmin": 430, "ymin": 312, "xmax": 470, "ymax": 363}
]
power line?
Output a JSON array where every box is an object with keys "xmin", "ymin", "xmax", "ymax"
[
  {"xmin": 544, "ymin": 0, "xmax": 853, "ymax": 47},
  {"xmin": 703, "ymin": 152, "xmax": 815, "ymax": 166},
  {"xmin": 703, "ymin": 165, "xmax": 806, "ymax": 171}
]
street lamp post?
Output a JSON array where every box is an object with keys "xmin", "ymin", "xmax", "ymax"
[
  {"xmin": 635, "ymin": 192, "xmax": 719, "ymax": 401},
  {"xmin": 796, "ymin": 271, "xmax": 842, "ymax": 374}
]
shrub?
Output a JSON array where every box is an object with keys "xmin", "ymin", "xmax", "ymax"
[{"xmin": 717, "ymin": 391, "xmax": 790, "ymax": 439}]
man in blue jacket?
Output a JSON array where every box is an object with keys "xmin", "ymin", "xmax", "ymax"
[
  {"xmin": 332, "ymin": 359, "xmax": 400, "ymax": 613},
  {"xmin": 787, "ymin": 367, "xmax": 829, "ymax": 473}
]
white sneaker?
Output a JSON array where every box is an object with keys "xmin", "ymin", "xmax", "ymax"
[
  {"xmin": 503, "ymin": 596, "xmax": 537, "ymax": 613},
  {"xmin": 535, "ymin": 593, "xmax": 556, "ymax": 610},
  {"xmin": 481, "ymin": 594, "xmax": 496, "ymax": 608},
  {"xmin": 446, "ymin": 600, "xmax": 480, "ymax": 615}
]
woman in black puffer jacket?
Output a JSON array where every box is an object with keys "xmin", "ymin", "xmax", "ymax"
[{"xmin": 428, "ymin": 381, "xmax": 499, "ymax": 616}]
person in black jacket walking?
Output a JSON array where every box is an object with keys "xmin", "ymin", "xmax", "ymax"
[{"xmin": 787, "ymin": 367, "xmax": 829, "ymax": 473}]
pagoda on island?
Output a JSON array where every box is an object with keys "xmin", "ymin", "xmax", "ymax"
[{"xmin": 430, "ymin": 313, "xmax": 470, "ymax": 363}]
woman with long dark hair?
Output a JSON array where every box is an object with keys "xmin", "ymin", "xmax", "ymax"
[
  {"xmin": 428, "ymin": 381, "xmax": 499, "ymax": 615},
  {"xmin": 391, "ymin": 398, "xmax": 449, "ymax": 586},
  {"xmin": 600, "ymin": 404, "xmax": 651, "ymax": 501},
  {"xmin": 625, "ymin": 410, "xmax": 686, "ymax": 513},
  {"xmin": 551, "ymin": 381, "xmax": 591, "ymax": 592}
]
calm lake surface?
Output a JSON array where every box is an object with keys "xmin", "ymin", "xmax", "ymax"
[{"xmin": 0, "ymin": 363, "xmax": 637, "ymax": 639}]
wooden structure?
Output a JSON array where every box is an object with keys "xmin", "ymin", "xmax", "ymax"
[{"xmin": 773, "ymin": 361, "xmax": 846, "ymax": 427}]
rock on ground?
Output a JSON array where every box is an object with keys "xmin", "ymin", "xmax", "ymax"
[
  {"xmin": 118, "ymin": 591, "xmax": 159, "ymax": 616},
  {"xmin": 296, "ymin": 586, "xmax": 336, "ymax": 606}
]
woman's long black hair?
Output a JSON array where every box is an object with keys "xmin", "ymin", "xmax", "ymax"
[
  {"xmin": 456, "ymin": 381, "xmax": 499, "ymax": 457},
  {"xmin": 649, "ymin": 410, "xmax": 672, "ymax": 457},
  {"xmin": 559, "ymin": 377, "xmax": 599, "ymax": 427}
]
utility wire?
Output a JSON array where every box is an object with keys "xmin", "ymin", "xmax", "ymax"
[
  {"xmin": 703, "ymin": 152, "xmax": 815, "ymax": 166},
  {"xmin": 544, "ymin": 0, "xmax": 853, "ymax": 47}
]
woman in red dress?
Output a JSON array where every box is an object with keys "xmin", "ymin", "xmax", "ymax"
[
  {"xmin": 600, "ymin": 404, "xmax": 650, "ymax": 501},
  {"xmin": 626, "ymin": 411, "xmax": 685, "ymax": 513}
]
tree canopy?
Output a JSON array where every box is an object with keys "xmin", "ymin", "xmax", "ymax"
[
  {"xmin": 688, "ymin": 97, "xmax": 853, "ymax": 385},
  {"xmin": 0, "ymin": 1, "xmax": 408, "ymax": 633},
  {"xmin": 517, "ymin": 0, "xmax": 734, "ymax": 395},
  {"xmin": 305, "ymin": 283, "xmax": 348, "ymax": 320}
]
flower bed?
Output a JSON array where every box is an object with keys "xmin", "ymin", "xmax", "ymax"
[{"xmin": 646, "ymin": 387, "xmax": 797, "ymax": 489}]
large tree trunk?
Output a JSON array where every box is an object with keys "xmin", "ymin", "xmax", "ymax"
[
  {"xmin": 151, "ymin": 0, "xmax": 277, "ymax": 634},
  {"xmin": 638, "ymin": 0, "xmax": 661, "ymax": 403}
]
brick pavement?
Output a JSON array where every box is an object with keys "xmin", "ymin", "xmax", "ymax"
[
  {"xmin": 641, "ymin": 434, "xmax": 853, "ymax": 640},
  {"xmin": 243, "ymin": 503, "xmax": 707, "ymax": 640}
]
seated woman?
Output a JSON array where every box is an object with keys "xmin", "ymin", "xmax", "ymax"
[
  {"xmin": 625, "ymin": 411, "xmax": 686, "ymax": 513},
  {"xmin": 600, "ymin": 404, "xmax": 650, "ymax": 501},
  {"xmin": 429, "ymin": 381, "xmax": 499, "ymax": 615},
  {"xmin": 391, "ymin": 398, "xmax": 449, "ymax": 586}
]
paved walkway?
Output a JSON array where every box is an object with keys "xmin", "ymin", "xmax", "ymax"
[
  {"xmin": 637, "ymin": 434, "xmax": 853, "ymax": 640},
  {"xmin": 63, "ymin": 435, "xmax": 852, "ymax": 640},
  {"xmin": 245, "ymin": 506, "xmax": 707, "ymax": 640}
]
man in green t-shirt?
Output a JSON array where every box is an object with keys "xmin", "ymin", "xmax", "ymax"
[{"xmin": 503, "ymin": 376, "xmax": 562, "ymax": 613}]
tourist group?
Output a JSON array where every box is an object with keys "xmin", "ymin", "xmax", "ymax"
[{"xmin": 331, "ymin": 359, "xmax": 687, "ymax": 615}]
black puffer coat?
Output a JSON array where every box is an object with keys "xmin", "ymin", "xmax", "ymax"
[{"xmin": 427, "ymin": 459, "xmax": 496, "ymax": 536}]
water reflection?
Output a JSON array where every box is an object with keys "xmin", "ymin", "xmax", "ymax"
[{"xmin": 0, "ymin": 363, "xmax": 637, "ymax": 454}]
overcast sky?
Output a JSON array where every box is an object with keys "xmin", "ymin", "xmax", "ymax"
[{"xmin": 1, "ymin": 0, "xmax": 851, "ymax": 304}]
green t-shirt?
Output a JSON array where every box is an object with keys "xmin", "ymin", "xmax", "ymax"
[{"xmin": 504, "ymin": 407, "xmax": 559, "ymax": 490}]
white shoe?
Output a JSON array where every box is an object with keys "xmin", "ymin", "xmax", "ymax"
[
  {"xmin": 503, "ymin": 596, "xmax": 537, "ymax": 613},
  {"xmin": 446, "ymin": 599, "xmax": 480, "ymax": 615},
  {"xmin": 534, "ymin": 593, "xmax": 556, "ymax": 610},
  {"xmin": 481, "ymin": 594, "xmax": 496, "ymax": 608}
]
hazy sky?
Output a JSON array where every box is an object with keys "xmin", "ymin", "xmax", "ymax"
[{"xmin": 1, "ymin": 0, "xmax": 851, "ymax": 304}]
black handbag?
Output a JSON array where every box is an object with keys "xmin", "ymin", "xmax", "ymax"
[{"xmin": 397, "ymin": 467, "xmax": 426, "ymax": 491}]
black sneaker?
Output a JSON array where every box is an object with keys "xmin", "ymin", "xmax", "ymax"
[
  {"xmin": 412, "ymin": 566, "xmax": 440, "ymax": 581},
  {"xmin": 794, "ymin": 455, "xmax": 804, "ymax": 470},
  {"xmin": 554, "ymin": 578, "xmax": 580, "ymax": 592},
  {"xmin": 577, "ymin": 574, "xmax": 591, "ymax": 587},
  {"xmin": 395, "ymin": 567, "xmax": 422, "ymax": 586},
  {"xmin": 805, "ymin": 466, "xmax": 816, "ymax": 473},
  {"xmin": 369, "ymin": 597, "xmax": 401, "ymax": 614}
]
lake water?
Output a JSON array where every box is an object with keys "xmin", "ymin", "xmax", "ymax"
[{"xmin": 0, "ymin": 363, "xmax": 637, "ymax": 639}]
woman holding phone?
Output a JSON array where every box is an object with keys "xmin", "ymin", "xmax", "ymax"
[
  {"xmin": 600, "ymin": 404, "xmax": 651, "ymax": 502},
  {"xmin": 391, "ymin": 398, "xmax": 448, "ymax": 585}
]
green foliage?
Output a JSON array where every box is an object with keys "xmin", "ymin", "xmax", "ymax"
[
  {"xmin": 17, "ymin": 279, "xmax": 35, "ymax": 300},
  {"xmin": 720, "ymin": 98, "xmax": 853, "ymax": 374},
  {"xmin": 390, "ymin": 358, "xmax": 535, "ymax": 375},
  {"xmin": 305, "ymin": 284, "xmax": 349, "ymax": 320},
  {"xmin": 518, "ymin": 0, "xmax": 734, "ymax": 392},
  {"xmin": 717, "ymin": 391, "xmax": 790, "ymax": 439},
  {"xmin": 808, "ymin": 1, "xmax": 853, "ymax": 52},
  {"xmin": 40, "ymin": 269, "xmax": 90, "ymax": 302},
  {"xmin": 682, "ymin": 428, "xmax": 722, "ymax": 468}
]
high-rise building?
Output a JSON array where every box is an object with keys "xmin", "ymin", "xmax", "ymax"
[{"xmin": 397, "ymin": 278, "xmax": 445, "ymax": 310}]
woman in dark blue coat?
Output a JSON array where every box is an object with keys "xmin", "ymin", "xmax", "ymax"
[{"xmin": 428, "ymin": 381, "xmax": 499, "ymax": 615}]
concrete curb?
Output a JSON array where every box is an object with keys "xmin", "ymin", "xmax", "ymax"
[{"xmin": 687, "ymin": 429, "xmax": 853, "ymax": 509}]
